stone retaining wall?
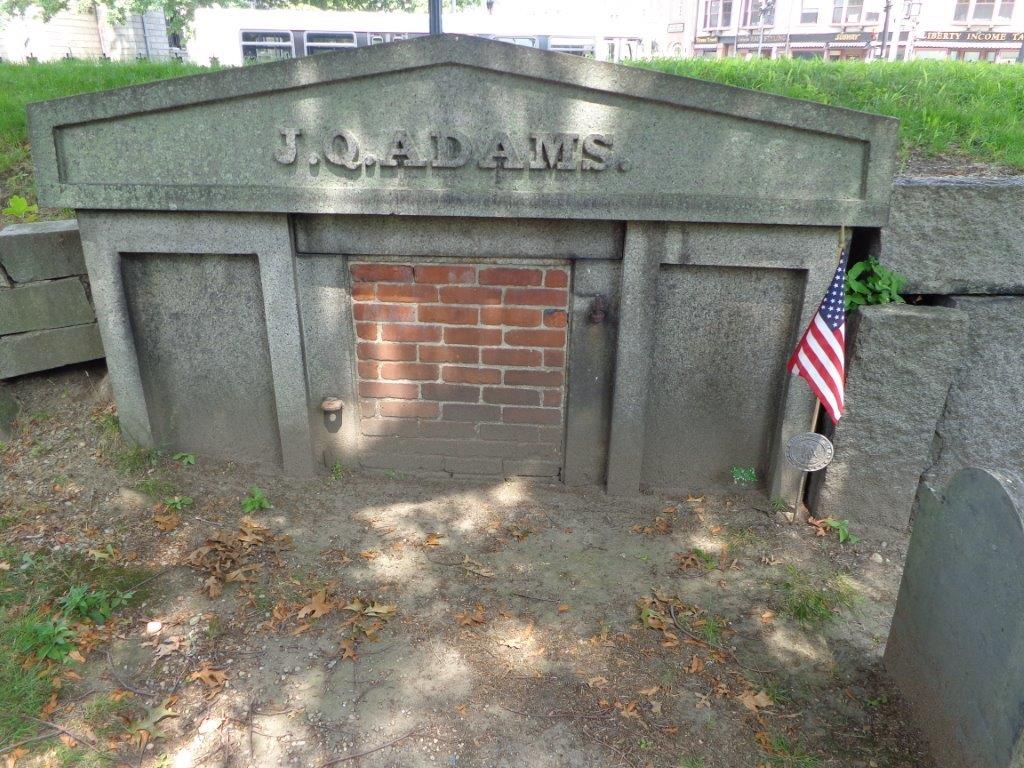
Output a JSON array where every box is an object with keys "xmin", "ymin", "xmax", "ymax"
[
  {"xmin": 0, "ymin": 220, "xmax": 104, "ymax": 379},
  {"xmin": 809, "ymin": 176, "xmax": 1024, "ymax": 531}
]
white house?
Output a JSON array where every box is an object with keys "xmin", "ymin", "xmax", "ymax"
[{"xmin": 0, "ymin": 4, "xmax": 173, "ymax": 62}]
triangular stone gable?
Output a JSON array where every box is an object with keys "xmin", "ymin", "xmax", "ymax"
[{"xmin": 30, "ymin": 35, "xmax": 897, "ymax": 225}]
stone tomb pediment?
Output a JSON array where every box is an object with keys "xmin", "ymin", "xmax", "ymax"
[{"xmin": 30, "ymin": 35, "xmax": 896, "ymax": 225}]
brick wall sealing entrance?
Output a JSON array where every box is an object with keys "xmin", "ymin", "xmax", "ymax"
[{"xmin": 350, "ymin": 261, "xmax": 569, "ymax": 479}]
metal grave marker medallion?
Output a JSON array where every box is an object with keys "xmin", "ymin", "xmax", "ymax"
[{"xmin": 786, "ymin": 432, "xmax": 834, "ymax": 472}]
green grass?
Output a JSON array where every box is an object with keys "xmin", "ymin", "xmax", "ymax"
[
  {"xmin": 0, "ymin": 543, "xmax": 150, "ymax": 747},
  {"xmin": 0, "ymin": 59, "xmax": 210, "ymax": 214},
  {"xmin": 778, "ymin": 565, "xmax": 858, "ymax": 627},
  {"xmin": 634, "ymin": 58, "xmax": 1024, "ymax": 170}
]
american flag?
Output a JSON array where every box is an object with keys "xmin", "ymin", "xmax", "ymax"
[{"xmin": 787, "ymin": 251, "xmax": 847, "ymax": 424}]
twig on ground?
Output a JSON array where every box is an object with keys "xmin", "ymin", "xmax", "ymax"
[
  {"xmin": 315, "ymin": 729, "xmax": 419, "ymax": 767},
  {"xmin": 0, "ymin": 729, "xmax": 59, "ymax": 756},
  {"xmin": 510, "ymin": 592, "xmax": 559, "ymax": 604},
  {"xmin": 106, "ymin": 649, "xmax": 160, "ymax": 697},
  {"xmin": 126, "ymin": 566, "xmax": 176, "ymax": 593},
  {"xmin": 14, "ymin": 716, "xmax": 105, "ymax": 756}
]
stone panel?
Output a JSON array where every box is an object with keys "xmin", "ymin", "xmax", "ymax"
[
  {"xmin": 0, "ymin": 323, "xmax": 103, "ymax": 379},
  {"xmin": 882, "ymin": 178, "xmax": 1024, "ymax": 294},
  {"xmin": 121, "ymin": 253, "xmax": 282, "ymax": 467},
  {"xmin": 886, "ymin": 467, "xmax": 1024, "ymax": 768},
  {"xmin": 809, "ymin": 303, "xmax": 968, "ymax": 531},
  {"xmin": 351, "ymin": 261, "xmax": 567, "ymax": 479},
  {"xmin": 927, "ymin": 297, "xmax": 1024, "ymax": 487},
  {"xmin": 641, "ymin": 264, "xmax": 802, "ymax": 492},
  {"xmin": 0, "ymin": 277, "xmax": 94, "ymax": 335},
  {"xmin": 0, "ymin": 220, "xmax": 86, "ymax": 283}
]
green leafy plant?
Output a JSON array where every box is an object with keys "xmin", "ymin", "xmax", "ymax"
[
  {"xmin": 3, "ymin": 195, "xmax": 38, "ymax": 222},
  {"xmin": 771, "ymin": 498, "xmax": 788, "ymax": 512},
  {"xmin": 163, "ymin": 495, "xmax": 193, "ymax": 511},
  {"xmin": 844, "ymin": 257, "xmax": 907, "ymax": 311},
  {"xmin": 731, "ymin": 466, "xmax": 757, "ymax": 485},
  {"xmin": 172, "ymin": 452, "xmax": 195, "ymax": 466},
  {"xmin": 822, "ymin": 517, "xmax": 858, "ymax": 544},
  {"xmin": 19, "ymin": 617, "xmax": 75, "ymax": 661},
  {"xmin": 241, "ymin": 486, "xmax": 271, "ymax": 513},
  {"xmin": 58, "ymin": 585, "xmax": 134, "ymax": 624}
]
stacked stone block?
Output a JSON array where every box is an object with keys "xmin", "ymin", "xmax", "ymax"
[
  {"xmin": 0, "ymin": 221, "xmax": 103, "ymax": 379},
  {"xmin": 350, "ymin": 262, "xmax": 569, "ymax": 478}
]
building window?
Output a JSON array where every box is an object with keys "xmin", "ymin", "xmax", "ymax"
[
  {"xmin": 801, "ymin": 0, "xmax": 819, "ymax": 22},
  {"xmin": 832, "ymin": 0, "xmax": 864, "ymax": 22},
  {"xmin": 741, "ymin": 0, "xmax": 776, "ymax": 26},
  {"xmin": 241, "ymin": 31, "xmax": 294, "ymax": 63},
  {"xmin": 304, "ymin": 32, "xmax": 356, "ymax": 55},
  {"xmin": 704, "ymin": 0, "xmax": 734, "ymax": 28},
  {"xmin": 954, "ymin": 0, "xmax": 1014, "ymax": 20}
]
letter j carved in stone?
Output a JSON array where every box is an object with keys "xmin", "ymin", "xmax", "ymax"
[{"xmin": 274, "ymin": 128, "xmax": 301, "ymax": 165}]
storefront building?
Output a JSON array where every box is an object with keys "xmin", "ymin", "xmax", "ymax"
[{"xmin": 670, "ymin": 0, "xmax": 1024, "ymax": 61}]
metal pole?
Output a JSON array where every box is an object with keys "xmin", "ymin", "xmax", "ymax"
[
  {"xmin": 879, "ymin": 0, "xmax": 893, "ymax": 59},
  {"xmin": 429, "ymin": 0, "xmax": 442, "ymax": 35}
]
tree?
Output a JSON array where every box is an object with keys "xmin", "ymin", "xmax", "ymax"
[{"xmin": 0, "ymin": 0, "xmax": 480, "ymax": 38}]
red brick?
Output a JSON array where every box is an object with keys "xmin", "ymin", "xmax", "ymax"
[
  {"xmin": 481, "ymin": 307, "xmax": 542, "ymax": 327},
  {"xmin": 542, "ymin": 389, "xmax": 562, "ymax": 407},
  {"xmin": 377, "ymin": 284, "xmax": 439, "ymax": 303},
  {"xmin": 357, "ymin": 342, "xmax": 417, "ymax": 361},
  {"xmin": 352, "ymin": 283, "xmax": 375, "ymax": 300},
  {"xmin": 443, "ymin": 366, "xmax": 501, "ymax": 385},
  {"xmin": 504, "ymin": 329, "xmax": 566, "ymax": 348},
  {"xmin": 419, "ymin": 305, "xmax": 479, "ymax": 325},
  {"xmin": 543, "ymin": 309, "xmax": 568, "ymax": 328},
  {"xmin": 503, "ymin": 407, "xmax": 563, "ymax": 425},
  {"xmin": 504, "ymin": 369, "xmax": 565, "ymax": 387},
  {"xmin": 359, "ymin": 381, "xmax": 418, "ymax": 399},
  {"xmin": 442, "ymin": 403, "xmax": 502, "ymax": 422},
  {"xmin": 380, "ymin": 324, "xmax": 441, "ymax": 343},
  {"xmin": 360, "ymin": 400, "xmax": 377, "ymax": 418},
  {"xmin": 445, "ymin": 327, "xmax": 502, "ymax": 346},
  {"xmin": 544, "ymin": 349, "xmax": 565, "ymax": 367},
  {"xmin": 545, "ymin": 269, "xmax": 569, "ymax": 288},
  {"xmin": 483, "ymin": 387, "xmax": 540, "ymax": 405},
  {"xmin": 355, "ymin": 323, "xmax": 378, "ymax": 341},
  {"xmin": 380, "ymin": 362, "xmax": 439, "ymax": 381},
  {"xmin": 358, "ymin": 361, "xmax": 380, "ymax": 379},
  {"xmin": 378, "ymin": 400, "xmax": 440, "ymax": 419},
  {"xmin": 353, "ymin": 304, "xmax": 416, "ymax": 322},
  {"xmin": 505, "ymin": 288, "xmax": 568, "ymax": 307},
  {"xmin": 421, "ymin": 383, "xmax": 480, "ymax": 402},
  {"xmin": 482, "ymin": 347, "xmax": 543, "ymax": 366},
  {"xmin": 351, "ymin": 264, "xmax": 413, "ymax": 282},
  {"xmin": 415, "ymin": 265, "xmax": 477, "ymax": 284},
  {"xmin": 439, "ymin": 286, "xmax": 502, "ymax": 305},
  {"xmin": 419, "ymin": 345, "xmax": 479, "ymax": 364},
  {"xmin": 479, "ymin": 267, "xmax": 543, "ymax": 286}
]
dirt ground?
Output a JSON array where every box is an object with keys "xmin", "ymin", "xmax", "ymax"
[{"xmin": 1, "ymin": 363, "xmax": 934, "ymax": 768}]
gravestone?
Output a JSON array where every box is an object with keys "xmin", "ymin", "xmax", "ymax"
[
  {"xmin": 29, "ymin": 35, "xmax": 897, "ymax": 499},
  {"xmin": 885, "ymin": 467, "xmax": 1024, "ymax": 768}
]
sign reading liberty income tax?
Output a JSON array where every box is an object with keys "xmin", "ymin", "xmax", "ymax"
[{"xmin": 273, "ymin": 129, "xmax": 628, "ymax": 172}]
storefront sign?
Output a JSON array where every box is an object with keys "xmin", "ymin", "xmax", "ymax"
[
  {"xmin": 921, "ymin": 30, "xmax": 1024, "ymax": 42},
  {"xmin": 734, "ymin": 31, "xmax": 872, "ymax": 47},
  {"xmin": 694, "ymin": 35, "xmax": 721, "ymax": 46}
]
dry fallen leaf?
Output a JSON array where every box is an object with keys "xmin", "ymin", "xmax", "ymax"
[
  {"xmin": 153, "ymin": 636, "xmax": 185, "ymax": 659},
  {"xmin": 4, "ymin": 747, "xmax": 29, "ymax": 768},
  {"xmin": 587, "ymin": 676, "xmax": 609, "ymax": 689},
  {"xmin": 39, "ymin": 692, "xmax": 59, "ymax": 717},
  {"xmin": 359, "ymin": 550, "xmax": 380, "ymax": 561},
  {"xmin": 686, "ymin": 655, "xmax": 705, "ymax": 674},
  {"xmin": 738, "ymin": 689, "xmax": 773, "ymax": 712},
  {"xmin": 424, "ymin": 533, "xmax": 443, "ymax": 547},
  {"xmin": 455, "ymin": 604, "xmax": 486, "ymax": 627},
  {"xmin": 339, "ymin": 637, "xmax": 358, "ymax": 660},
  {"xmin": 189, "ymin": 665, "xmax": 228, "ymax": 696},
  {"xmin": 638, "ymin": 686, "xmax": 660, "ymax": 697},
  {"xmin": 557, "ymin": 603, "xmax": 570, "ymax": 613},
  {"xmin": 298, "ymin": 589, "xmax": 334, "ymax": 620},
  {"xmin": 153, "ymin": 512, "xmax": 181, "ymax": 532}
]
